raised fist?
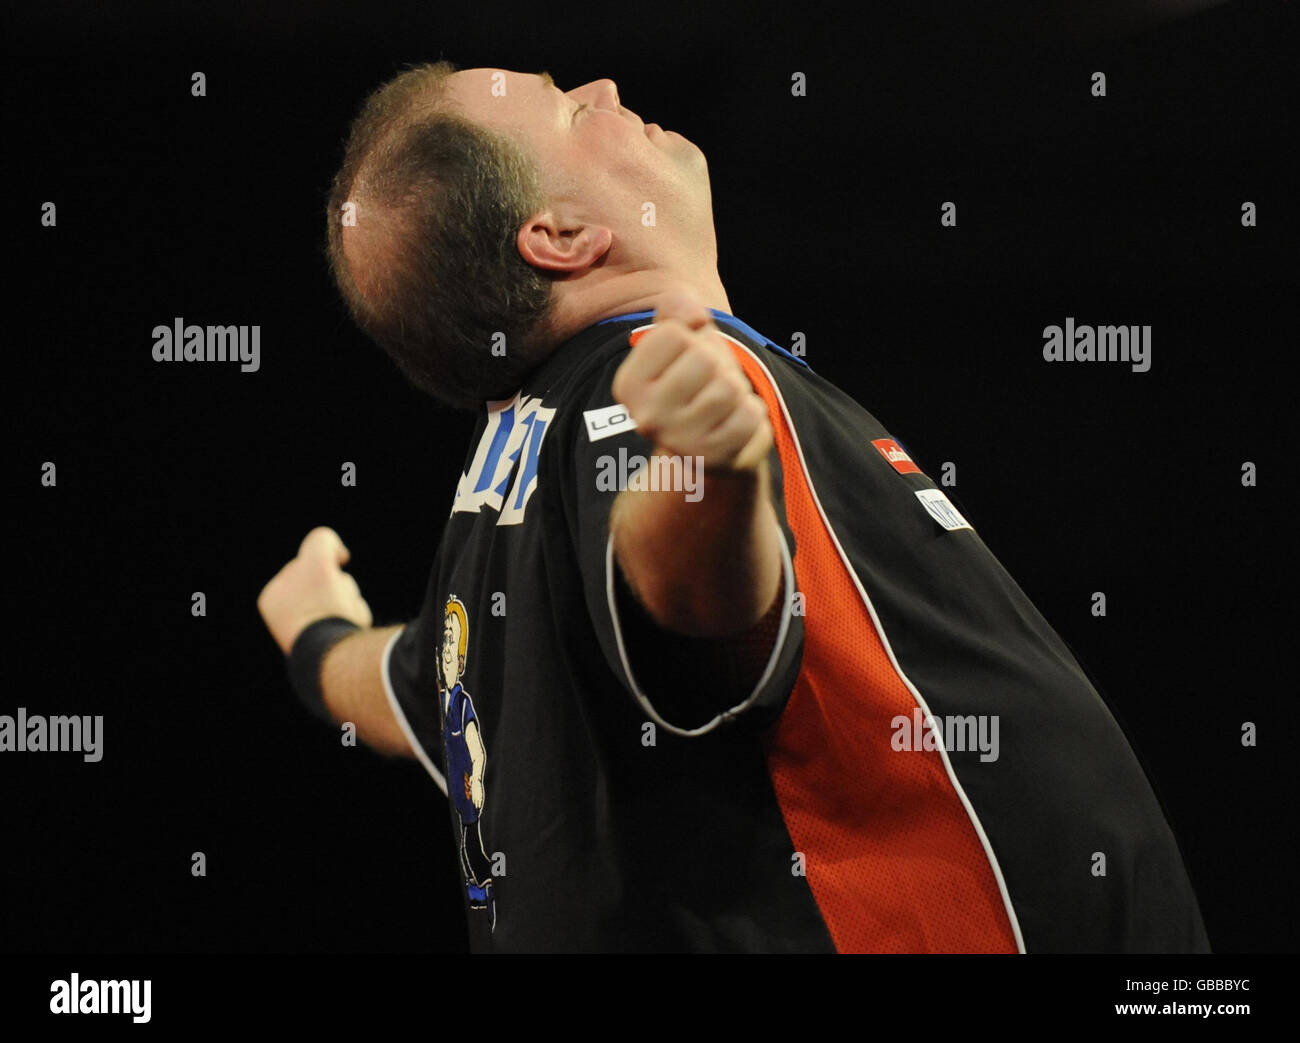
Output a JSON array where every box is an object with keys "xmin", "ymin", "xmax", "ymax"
[
  {"xmin": 610, "ymin": 291, "xmax": 772, "ymax": 473},
  {"xmin": 257, "ymin": 526, "xmax": 373, "ymax": 655}
]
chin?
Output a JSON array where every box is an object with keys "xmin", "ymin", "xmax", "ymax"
[{"xmin": 665, "ymin": 133, "xmax": 706, "ymax": 167}]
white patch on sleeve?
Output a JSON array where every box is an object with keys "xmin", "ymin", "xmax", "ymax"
[
  {"xmin": 583, "ymin": 403, "xmax": 638, "ymax": 443},
  {"xmin": 915, "ymin": 489, "xmax": 972, "ymax": 531}
]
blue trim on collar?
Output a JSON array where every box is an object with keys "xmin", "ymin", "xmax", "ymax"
[{"xmin": 595, "ymin": 308, "xmax": 811, "ymax": 370}]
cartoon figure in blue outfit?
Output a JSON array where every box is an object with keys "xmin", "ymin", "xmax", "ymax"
[{"xmin": 438, "ymin": 595, "xmax": 495, "ymax": 931}]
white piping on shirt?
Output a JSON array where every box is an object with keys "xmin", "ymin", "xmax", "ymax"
[
  {"xmin": 604, "ymin": 524, "xmax": 798, "ymax": 739},
  {"xmin": 381, "ymin": 627, "xmax": 449, "ymax": 798},
  {"xmin": 712, "ymin": 327, "xmax": 1028, "ymax": 954}
]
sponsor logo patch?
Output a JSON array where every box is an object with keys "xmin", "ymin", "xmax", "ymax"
[
  {"xmin": 583, "ymin": 403, "xmax": 639, "ymax": 443},
  {"xmin": 872, "ymin": 437, "xmax": 921, "ymax": 475}
]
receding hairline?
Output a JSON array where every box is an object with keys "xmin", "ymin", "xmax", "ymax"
[
  {"xmin": 335, "ymin": 62, "xmax": 465, "ymax": 305},
  {"xmin": 347, "ymin": 62, "xmax": 461, "ymax": 176},
  {"xmin": 344, "ymin": 63, "xmax": 563, "ymax": 200},
  {"xmin": 330, "ymin": 60, "xmax": 553, "ymax": 319}
]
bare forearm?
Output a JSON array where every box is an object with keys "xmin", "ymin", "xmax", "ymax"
[
  {"xmin": 612, "ymin": 460, "xmax": 783, "ymax": 638},
  {"xmin": 319, "ymin": 624, "xmax": 415, "ymax": 757}
]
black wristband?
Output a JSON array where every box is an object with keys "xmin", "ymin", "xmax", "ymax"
[{"xmin": 287, "ymin": 617, "xmax": 361, "ymax": 725}]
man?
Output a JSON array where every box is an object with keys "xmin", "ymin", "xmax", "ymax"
[{"xmin": 258, "ymin": 62, "xmax": 1209, "ymax": 953}]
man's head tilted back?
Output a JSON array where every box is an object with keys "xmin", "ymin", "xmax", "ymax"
[{"xmin": 327, "ymin": 63, "xmax": 722, "ymax": 410}]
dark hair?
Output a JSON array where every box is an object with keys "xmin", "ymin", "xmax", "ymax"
[{"xmin": 326, "ymin": 62, "xmax": 558, "ymax": 410}]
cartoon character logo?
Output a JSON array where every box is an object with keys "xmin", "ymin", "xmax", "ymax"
[{"xmin": 438, "ymin": 596, "xmax": 496, "ymax": 931}]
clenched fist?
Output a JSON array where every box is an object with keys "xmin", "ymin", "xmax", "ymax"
[
  {"xmin": 610, "ymin": 292, "xmax": 772, "ymax": 473},
  {"xmin": 257, "ymin": 526, "xmax": 374, "ymax": 655}
]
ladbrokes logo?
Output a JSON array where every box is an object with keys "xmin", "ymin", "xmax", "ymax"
[{"xmin": 871, "ymin": 438, "xmax": 921, "ymax": 475}]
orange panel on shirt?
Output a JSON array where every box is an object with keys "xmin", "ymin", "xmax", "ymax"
[{"xmin": 627, "ymin": 324, "xmax": 1018, "ymax": 953}]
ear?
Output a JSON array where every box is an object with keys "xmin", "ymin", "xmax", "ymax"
[{"xmin": 517, "ymin": 209, "xmax": 612, "ymax": 273}]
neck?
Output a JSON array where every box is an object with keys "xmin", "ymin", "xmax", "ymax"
[{"xmin": 546, "ymin": 266, "xmax": 732, "ymax": 345}]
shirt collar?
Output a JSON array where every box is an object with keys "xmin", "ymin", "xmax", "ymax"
[{"xmin": 595, "ymin": 308, "xmax": 810, "ymax": 370}]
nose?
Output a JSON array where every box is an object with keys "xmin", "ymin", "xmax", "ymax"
[{"xmin": 584, "ymin": 78, "xmax": 621, "ymax": 111}]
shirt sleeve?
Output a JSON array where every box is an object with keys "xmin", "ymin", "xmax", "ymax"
[
  {"xmin": 555, "ymin": 344, "xmax": 805, "ymax": 737},
  {"xmin": 380, "ymin": 612, "xmax": 449, "ymax": 797}
]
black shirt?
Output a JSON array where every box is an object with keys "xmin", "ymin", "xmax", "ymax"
[{"xmin": 381, "ymin": 309, "xmax": 1209, "ymax": 954}]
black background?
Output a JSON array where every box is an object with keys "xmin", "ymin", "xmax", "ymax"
[{"xmin": 4, "ymin": 0, "xmax": 1295, "ymax": 955}]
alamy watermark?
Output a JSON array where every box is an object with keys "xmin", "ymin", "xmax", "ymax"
[
  {"xmin": 891, "ymin": 708, "xmax": 999, "ymax": 763},
  {"xmin": 596, "ymin": 447, "xmax": 704, "ymax": 502},
  {"xmin": 151, "ymin": 317, "xmax": 260, "ymax": 372},
  {"xmin": 0, "ymin": 708, "xmax": 103, "ymax": 762},
  {"xmin": 50, "ymin": 974, "xmax": 150, "ymax": 1023},
  {"xmin": 1042, "ymin": 317, "xmax": 1151, "ymax": 372}
]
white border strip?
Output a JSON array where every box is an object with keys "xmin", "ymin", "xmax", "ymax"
[
  {"xmin": 381, "ymin": 627, "xmax": 449, "ymax": 798},
  {"xmin": 604, "ymin": 525, "xmax": 797, "ymax": 739},
  {"xmin": 717, "ymin": 329, "xmax": 1028, "ymax": 954}
]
